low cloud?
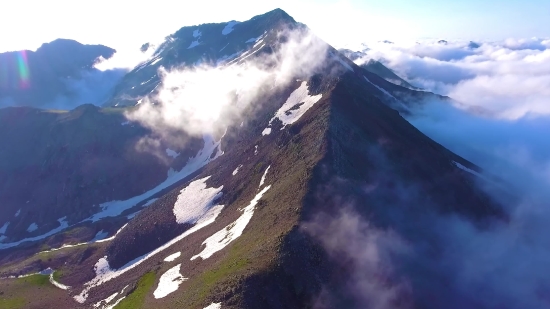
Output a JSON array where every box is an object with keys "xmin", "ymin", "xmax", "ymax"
[
  {"xmin": 126, "ymin": 28, "xmax": 329, "ymax": 141},
  {"xmin": 304, "ymin": 206, "xmax": 413, "ymax": 309},
  {"xmin": 47, "ymin": 68, "xmax": 127, "ymax": 110},
  {"xmin": 93, "ymin": 40, "xmax": 162, "ymax": 71},
  {"xmin": 304, "ymin": 134, "xmax": 550, "ymax": 308}
]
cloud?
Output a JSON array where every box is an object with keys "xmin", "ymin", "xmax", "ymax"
[
  {"xmin": 304, "ymin": 131, "xmax": 550, "ymax": 308},
  {"xmin": 0, "ymin": 68, "xmax": 126, "ymax": 111},
  {"xmin": 47, "ymin": 68, "xmax": 127, "ymax": 109},
  {"xmin": 354, "ymin": 38, "xmax": 550, "ymax": 119},
  {"xmin": 94, "ymin": 39, "xmax": 163, "ymax": 71},
  {"xmin": 502, "ymin": 37, "xmax": 550, "ymax": 51},
  {"xmin": 126, "ymin": 27, "xmax": 329, "ymax": 141},
  {"xmin": 403, "ymin": 99, "xmax": 550, "ymax": 308},
  {"xmin": 304, "ymin": 206, "xmax": 413, "ymax": 309}
]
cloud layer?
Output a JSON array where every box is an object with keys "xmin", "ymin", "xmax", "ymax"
[{"xmin": 356, "ymin": 37, "xmax": 550, "ymax": 119}]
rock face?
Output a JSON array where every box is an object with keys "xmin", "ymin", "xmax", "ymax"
[{"xmin": 0, "ymin": 8, "xmax": 508, "ymax": 309}]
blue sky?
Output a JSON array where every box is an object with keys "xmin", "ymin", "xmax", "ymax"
[{"xmin": 0, "ymin": 0, "xmax": 548, "ymax": 52}]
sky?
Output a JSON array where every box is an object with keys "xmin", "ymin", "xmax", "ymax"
[{"xmin": 1, "ymin": 0, "xmax": 549, "ymax": 53}]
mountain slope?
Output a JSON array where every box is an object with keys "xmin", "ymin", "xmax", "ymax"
[
  {"xmin": 69, "ymin": 70, "xmax": 500, "ymax": 309},
  {"xmin": 0, "ymin": 8, "xmax": 507, "ymax": 309},
  {"xmin": 0, "ymin": 105, "xmax": 211, "ymax": 253}
]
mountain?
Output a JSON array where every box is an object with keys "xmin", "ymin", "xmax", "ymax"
[
  {"xmin": 0, "ymin": 39, "xmax": 120, "ymax": 109},
  {"xmin": 0, "ymin": 8, "xmax": 507, "ymax": 309},
  {"xmin": 105, "ymin": 9, "xmax": 298, "ymax": 107},
  {"xmin": 339, "ymin": 48, "xmax": 419, "ymax": 90}
]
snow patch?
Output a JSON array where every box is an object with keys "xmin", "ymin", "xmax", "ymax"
[
  {"xmin": 262, "ymin": 128, "xmax": 271, "ymax": 136},
  {"xmin": 121, "ymin": 121, "xmax": 130, "ymax": 126},
  {"xmin": 0, "ymin": 222, "xmax": 9, "ymax": 234},
  {"xmin": 89, "ymin": 135, "xmax": 223, "ymax": 222},
  {"xmin": 36, "ymin": 223, "xmax": 126, "ymax": 255},
  {"xmin": 0, "ymin": 217, "xmax": 69, "ymax": 250},
  {"xmin": 92, "ymin": 230, "xmax": 109, "ymax": 242},
  {"xmin": 164, "ymin": 252, "xmax": 181, "ymax": 262},
  {"xmin": 204, "ymin": 303, "xmax": 222, "ymax": 309},
  {"xmin": 253, "ymin": 39, "xmax": 264, "ymax": 49},
  {"xmin": 14, "ymin": 209, "xmax": 20, "ymax": 217},
  {"xmin": 38, "ymin": 243, "xmax": 86, "ymax": 254},
  {"xmin": 259, "ymin": 166, "xmax": 271, "ymax": 188},
  {"xmin": 232, "ymin": 165, "xmax": 243, "ymax": 176},
  {"xmin": 452, "ymin": 161, "xmax": 494, "ymax": 184},
  {"xmin": 173, "ymin": 176, "xmax": 223, "ymax": 224},
  {"xmin": 266, "ymin": 81, "xmax": 323, "ymax": 131},
  {"xmin": 222, "ymin": 21, "xmax": 239, "ymax": 35},
  {"xmin": 193, "ymin": 29, "xmax": 202, "ymax": 38},
  {"xmin": 246, "ymin": 37, "xmax": 260, "ymax": 43},
  {"xmin": 216, "ymin": 51, "xmax": 241, "ymax": 65},
  {"xmin": 188, "ymin": 40, "xmax": 200, "ymax": 49},
  {"xmin": 219, "ymin": 43, "xmax": 229, "ymax": 52},
  {"xmin": 254, "ymin": 145, "xmax": 258, "ymax": 155},
  {"xmin": 154, "ymin": 264, "xmax": 187, "ymax": 299},
  {"xmin": 233, "ymin": 43, "xmax": 265, "ymax": 64},
  {"xmin": 49, "ymin": 272, "xmax": 70, "ymax": 290},
  {"xmin": 191, "ymin": 185, "xmax": 271, "ymax": 260},
  {"xmin": 333, "ymin": 55, "xmax": 354, "ymax": 72},
  {"xmin": 97, "ymin": 223, "xmax": 128, "ymax": 243},
  {"xmin": 104, "ymin": 296, "xmax": 125, "ymax": 309},
  {"xmin": 363, "ymin": 76, "xmax": 399, "ymax": 101},
  {"xmin": 94, "ymin": 291, "xmax": 119, "ymax": 308},
  {"xmin": 27, "ymin": 223, "xmax": 38, "ymax": 233},
  {"xmin": 126, "ymin": 212, "xmax": 140, "ymax": 220},
  {"xmin": 40, "ymin": 268, "xmax": 54, "ymax": 275},
  {"xmin": 144, "ymin": 198, "xmax": 158, "ymax": 207},
  {"xmin": 150, "ymin": 57, "xmax": 162, "ymax": 65},
  {"xmin": 166, "ymin": 148, "xmax": 180, "ymax": 159},
  {"xmin": 74, "ymin": 205, "xmax": 224, "ymax": 303},
  {"xmin": 140, "ymin": 76, "xmax": 156, "ymax": 85},
  {"xmin": 93, "ymin": 285, "xmax": 129, "ymax": 309}
]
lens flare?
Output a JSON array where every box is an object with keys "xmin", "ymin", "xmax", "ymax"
[{"xmin": 16, "ymin": 51, "xmax": 30, "ymax": 88}]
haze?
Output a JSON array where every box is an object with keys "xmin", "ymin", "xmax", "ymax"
[{"xmin": 1, "ymin": 0, "xmax": 549, "ymax": 53}]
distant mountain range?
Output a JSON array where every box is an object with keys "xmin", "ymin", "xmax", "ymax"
[{"xmin": 0, "ymin": 39, "xmax": 121, "ymax": 109}]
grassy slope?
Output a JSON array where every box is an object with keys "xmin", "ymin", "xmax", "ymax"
[
  {"xmin": 0, "ymin": 274, "xmax": 68, "ymax": 309},
  {"xmin": 115, "ymin": 272, "xmax": 156, "ymax": 309}
]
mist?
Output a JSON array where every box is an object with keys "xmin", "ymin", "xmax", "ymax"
[{"xmin": 126, "ymin": 27, "xmax": 329, "ymax": 142}]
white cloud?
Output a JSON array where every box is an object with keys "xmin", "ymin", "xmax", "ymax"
[
  {"xmin": 126, "ymin": 28, "xmax": 329, "ymax": 138},
  {"xmin": 354, "ymin": 38, "xmax": 550, "ymax": 120}
]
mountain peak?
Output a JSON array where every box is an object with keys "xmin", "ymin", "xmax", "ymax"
[{"xmin": 256, "ymin": 8, "xmax": 295, "ymax": 21}]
